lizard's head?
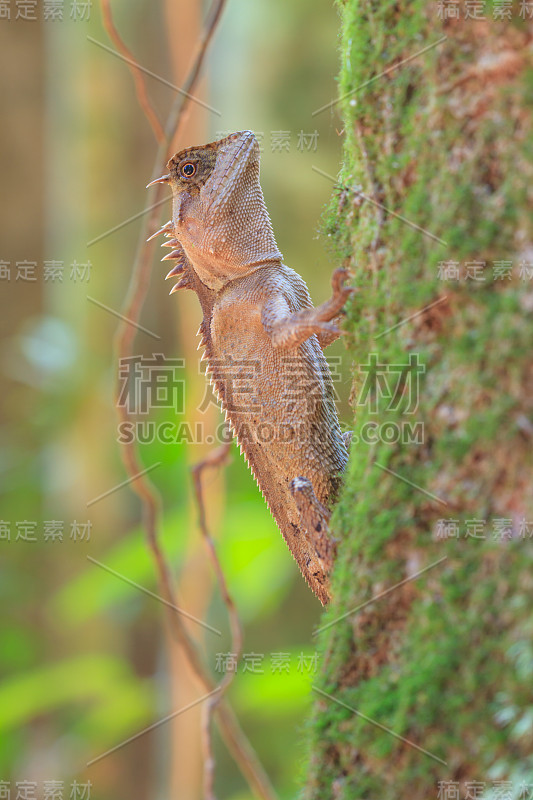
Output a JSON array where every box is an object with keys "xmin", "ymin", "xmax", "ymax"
[
  {"xmin": 149, "ymin": 131, "xmax": 282, "ymax": 290},
  {"xmin": 166, "ymin": 142, "xmax": 219, "ymax": 198}
]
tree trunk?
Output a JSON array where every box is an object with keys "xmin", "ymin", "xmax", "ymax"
[{"xmin": 301, "ymin": 3, "xmax": 533, "ymax": 798}]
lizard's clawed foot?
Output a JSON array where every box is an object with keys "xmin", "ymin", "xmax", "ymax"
[
  {"xmin": 316, "ymin": 267, "xmax": 355, "ymax": 323},
  {"xmin": 331, "ymin": 267, "xmax": 354, "ymax": 298},
  {"xmin": 312, "ymin": 268, "xmax": 355, "ymax": 348}
]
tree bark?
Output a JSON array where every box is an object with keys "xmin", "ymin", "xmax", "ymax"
[{"xmin": 301, "ymin": 3, "xmax": 533, "ymax": 798}]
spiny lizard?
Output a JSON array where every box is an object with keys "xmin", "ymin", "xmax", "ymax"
[{"xmin": 147, "ymin": 131, "xmax": 353, "ymax": 605}]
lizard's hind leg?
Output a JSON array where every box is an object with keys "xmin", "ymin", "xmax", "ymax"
[{"xmin": 289, "ymin": 476, "xmax": 338, "ymax": 576}]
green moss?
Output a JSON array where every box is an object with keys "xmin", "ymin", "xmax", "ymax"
[{"xmin": 300, "ymin": 2, "xmax": 533, "ymax": 798}]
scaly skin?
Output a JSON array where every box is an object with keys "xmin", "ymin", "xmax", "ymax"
[{"xmin": 148, "ymin": 131, "xmax": 353, "ymax": 604}]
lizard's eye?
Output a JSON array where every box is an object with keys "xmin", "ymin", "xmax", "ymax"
[{"xmin": 180, "ymin": 162, "xmax": 197, "ymax": 178}]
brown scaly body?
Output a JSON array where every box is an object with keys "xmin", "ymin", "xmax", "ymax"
[{"xmin": 148, "ymin": 131, "xmax": 353, "ymax": 604}]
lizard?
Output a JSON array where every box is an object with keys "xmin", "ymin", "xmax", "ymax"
[{"xmin": 147, "ymin": 131, "xmax": 353, "ymax": 605}]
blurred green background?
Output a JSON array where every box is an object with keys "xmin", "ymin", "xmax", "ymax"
[{"xmin": 0, "ymin": 1, "xmax": 354, "ymax": 798}]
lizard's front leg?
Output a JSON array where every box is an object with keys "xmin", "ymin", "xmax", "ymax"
[{"xmin": 262, "ymin": 268, "xmax": 354, "ymax": 349}]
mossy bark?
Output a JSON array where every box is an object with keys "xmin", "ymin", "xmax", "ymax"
[{"xmin": 301, "ymin": 2, "xmax": 533, "ymax": 798}]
